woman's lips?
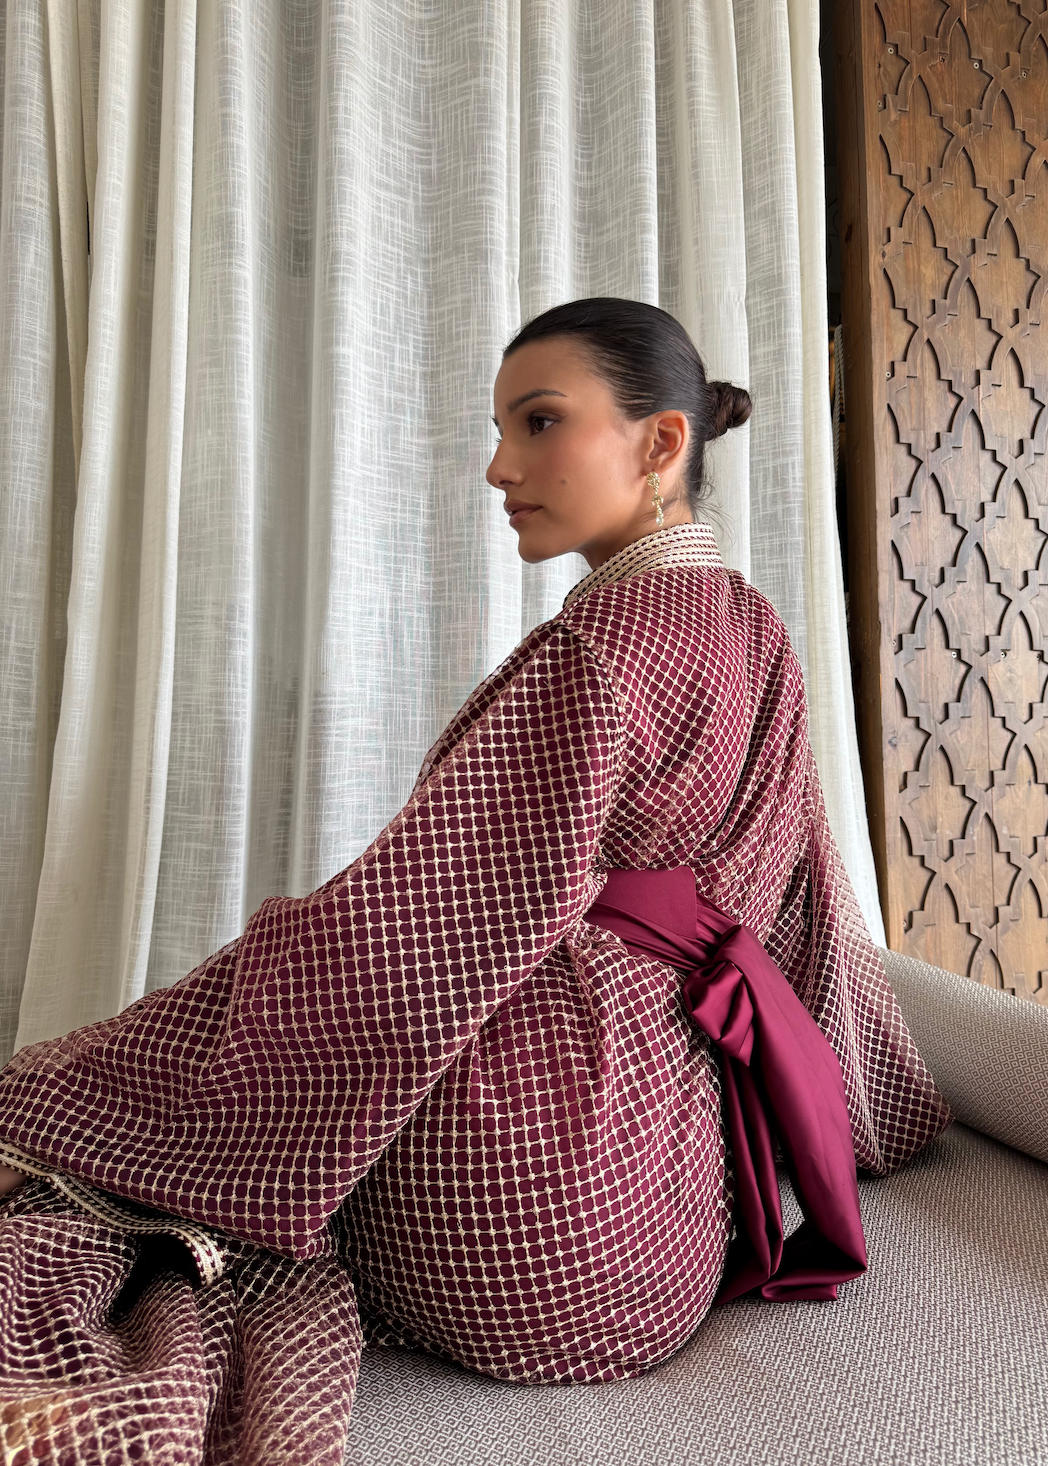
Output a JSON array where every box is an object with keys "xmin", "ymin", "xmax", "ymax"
[{"xmin": 506, "ymin": 504, "xmax": 540, "ymax": 528}]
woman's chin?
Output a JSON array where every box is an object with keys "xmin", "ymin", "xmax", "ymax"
[
  {"xmin": 514, "ymin": 528, "xmax": 574, "ymax": 565},
  {"xmin": 516, "ymin": 541, "xmax": 563, "ymax": 564}
]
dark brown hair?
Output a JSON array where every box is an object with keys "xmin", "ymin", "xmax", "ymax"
[{"xmin": 503, "ymin": 297, "xmax": 751, "ymax": 514}]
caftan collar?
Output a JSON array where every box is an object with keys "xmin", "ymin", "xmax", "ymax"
[{"xmin": 562, "ymin": 521, "xmax": 723, "ymax": 609}]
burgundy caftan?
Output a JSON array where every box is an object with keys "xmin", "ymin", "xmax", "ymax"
[{"xmin": 0, "ymin": 524, "xmax": 950, "ymax": 1465}]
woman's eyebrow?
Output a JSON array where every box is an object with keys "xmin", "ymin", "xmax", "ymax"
[{"xmin": 492, "ymin": 388, "xmax": 567, "ymax": 429}]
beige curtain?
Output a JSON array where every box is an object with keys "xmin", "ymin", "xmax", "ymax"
[{"xmin": 0, "ymin": 0, "xmax": 884, "ymax": 1061}]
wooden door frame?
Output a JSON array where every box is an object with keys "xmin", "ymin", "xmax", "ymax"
[{"xmin": 834, "ymin": 0, "xmax": 896, "ymax": 938}]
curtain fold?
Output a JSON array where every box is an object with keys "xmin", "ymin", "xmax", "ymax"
[
  {"xmin": 0, "ymin": 0, "xmax": 77, "ymax": 1062},
  {"xmin": 786, "ymin": 0, "xmax": 881, "ymax": 960},
  {"xmin": 0, "ymin": 0, "xmax": 884, "ymax": 1059},
  {"xmin": 44, "ymin": 0, "xmax": 90, "ymax": 474},
  {"xmin": 655, "ymin": 0, "xmax": 750, "ymax": 571}
]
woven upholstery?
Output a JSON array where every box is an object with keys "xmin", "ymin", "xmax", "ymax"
[
  {"xmin": 879, "ymin": 948, "xmax": 1048, "ymax": 1165},
  {"xmin": 346, "ymin": 1124, "xmax": 1048, "ymax": 1466}
]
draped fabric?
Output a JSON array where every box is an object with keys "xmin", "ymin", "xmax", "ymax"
[
  {"xmin": 0, "ymin": 0, "xmax": 883, "ymax": 1064},
  {"xmin": 0, "ymin": 531, "xmax": 948, "ymax": 1461},
  {"xmin": 585, "ymin": 866, "xmax": 868, "ymax": 1305}
]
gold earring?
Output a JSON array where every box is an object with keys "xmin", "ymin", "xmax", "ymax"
[{"xmin": 647, "ymin": 471, "xmax": 664, "ymax": 528}]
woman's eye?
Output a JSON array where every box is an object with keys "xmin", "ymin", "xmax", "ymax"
[{"xmin": 528, "ymin": 414, "xmax": 556, "ymax": 434}]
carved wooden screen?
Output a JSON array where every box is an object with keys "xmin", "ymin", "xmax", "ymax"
[{"xmin": 837, "ymin": 0, "xmax": 1048, "ymax": 1001}]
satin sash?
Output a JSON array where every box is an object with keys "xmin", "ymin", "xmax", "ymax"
[{"xmin": 585, "ymin": 867, "xmax": 867, "ymax": 1303}]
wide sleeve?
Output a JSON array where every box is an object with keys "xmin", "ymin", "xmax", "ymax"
[
  {"xmin": 0, "ymin": 625, "xmax": 623, "ymax": 1258},
  {"xmin": 763, "ymin": 749, "xmax": 953, "ymax": 1175}
]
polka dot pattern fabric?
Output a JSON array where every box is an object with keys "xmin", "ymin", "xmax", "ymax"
[{"xmin": 0, "ymin": 525, "xmax": 950, "ymax": 1463}]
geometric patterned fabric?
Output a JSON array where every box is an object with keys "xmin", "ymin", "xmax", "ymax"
[{"xmin": 0, "ymin": 525, "xmax": 950, "ymax": 1462}]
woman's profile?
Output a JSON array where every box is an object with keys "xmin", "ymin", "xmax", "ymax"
[{"xmin": 0, "ymin": 298, "xmax": 950, "ymax": 1465}]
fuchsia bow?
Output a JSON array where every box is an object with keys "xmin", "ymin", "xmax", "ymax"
[{"xmin": 585, "ymin": 867, "xmax": 867, "ymax": 1303}]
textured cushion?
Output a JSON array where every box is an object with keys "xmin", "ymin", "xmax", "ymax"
[
  {"xmin": 346, "ymin": 1125, "xmax": 1048, "ymax": 1465},
  {"xmin": 879, "ymin": 948, "xmax": 1048, "ymax": 1164}
]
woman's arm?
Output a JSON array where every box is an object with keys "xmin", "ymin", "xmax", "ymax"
[
  {"xmin": 0, "ymin": 625, "xmax": 623, "ymax": 1255},
  {"xmin": 764, "ymin": 749, "xmax": 951, "ymax": 1173}
]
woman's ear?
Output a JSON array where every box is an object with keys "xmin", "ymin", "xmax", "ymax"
[{"xmin": 646, "ymin": 410, "xmax": 689, "ymax": 475}]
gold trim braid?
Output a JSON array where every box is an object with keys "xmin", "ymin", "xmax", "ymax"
[
  {"xmin": 0, "ymin": 1142, "xmax": 228, "ymax": 1285},
  {"xmin": 562, "ymin": 522, "xmax": 723, "ymax": 609}
]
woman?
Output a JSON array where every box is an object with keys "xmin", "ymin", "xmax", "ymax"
[{"xmin": 0, "ymin": 299, "xmax": 950, "ymax": 1465}]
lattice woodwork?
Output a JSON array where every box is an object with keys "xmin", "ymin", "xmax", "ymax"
[{"xmin": 838, "ymin": 0, "xmax": 1048, "ymax": 1001}]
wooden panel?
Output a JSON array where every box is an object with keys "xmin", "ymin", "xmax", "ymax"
[{"xmin": 837, "ymin": 0, "xmax": 1048, "ymax": 1001}]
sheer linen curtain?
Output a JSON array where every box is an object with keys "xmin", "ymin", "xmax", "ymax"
[{"xmin": 0, "ymin": 0, "xmax": 884, "ymax": 1061}]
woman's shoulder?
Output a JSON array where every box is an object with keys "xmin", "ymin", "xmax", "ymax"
[
  {"xmin": 558, "ymin": 556, "xmax": 797, "ymax": 692},
  {"xmin": 411, "ymin": 616, "xmax": 612, "ymax": 791}
]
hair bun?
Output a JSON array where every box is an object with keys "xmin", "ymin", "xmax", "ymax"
[{"xmin": 707, "ymin": 380, "xmax": 752, "ymax": 439}]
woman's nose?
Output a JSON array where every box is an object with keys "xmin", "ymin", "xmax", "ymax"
[{"xmin": 485, "ymin": 439, "xmax": 519, "ymax": 489}]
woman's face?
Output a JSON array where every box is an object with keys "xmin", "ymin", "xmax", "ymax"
[{"xmin": 486, "ymin": 337, "xmax": 691, "ymax": 569}]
